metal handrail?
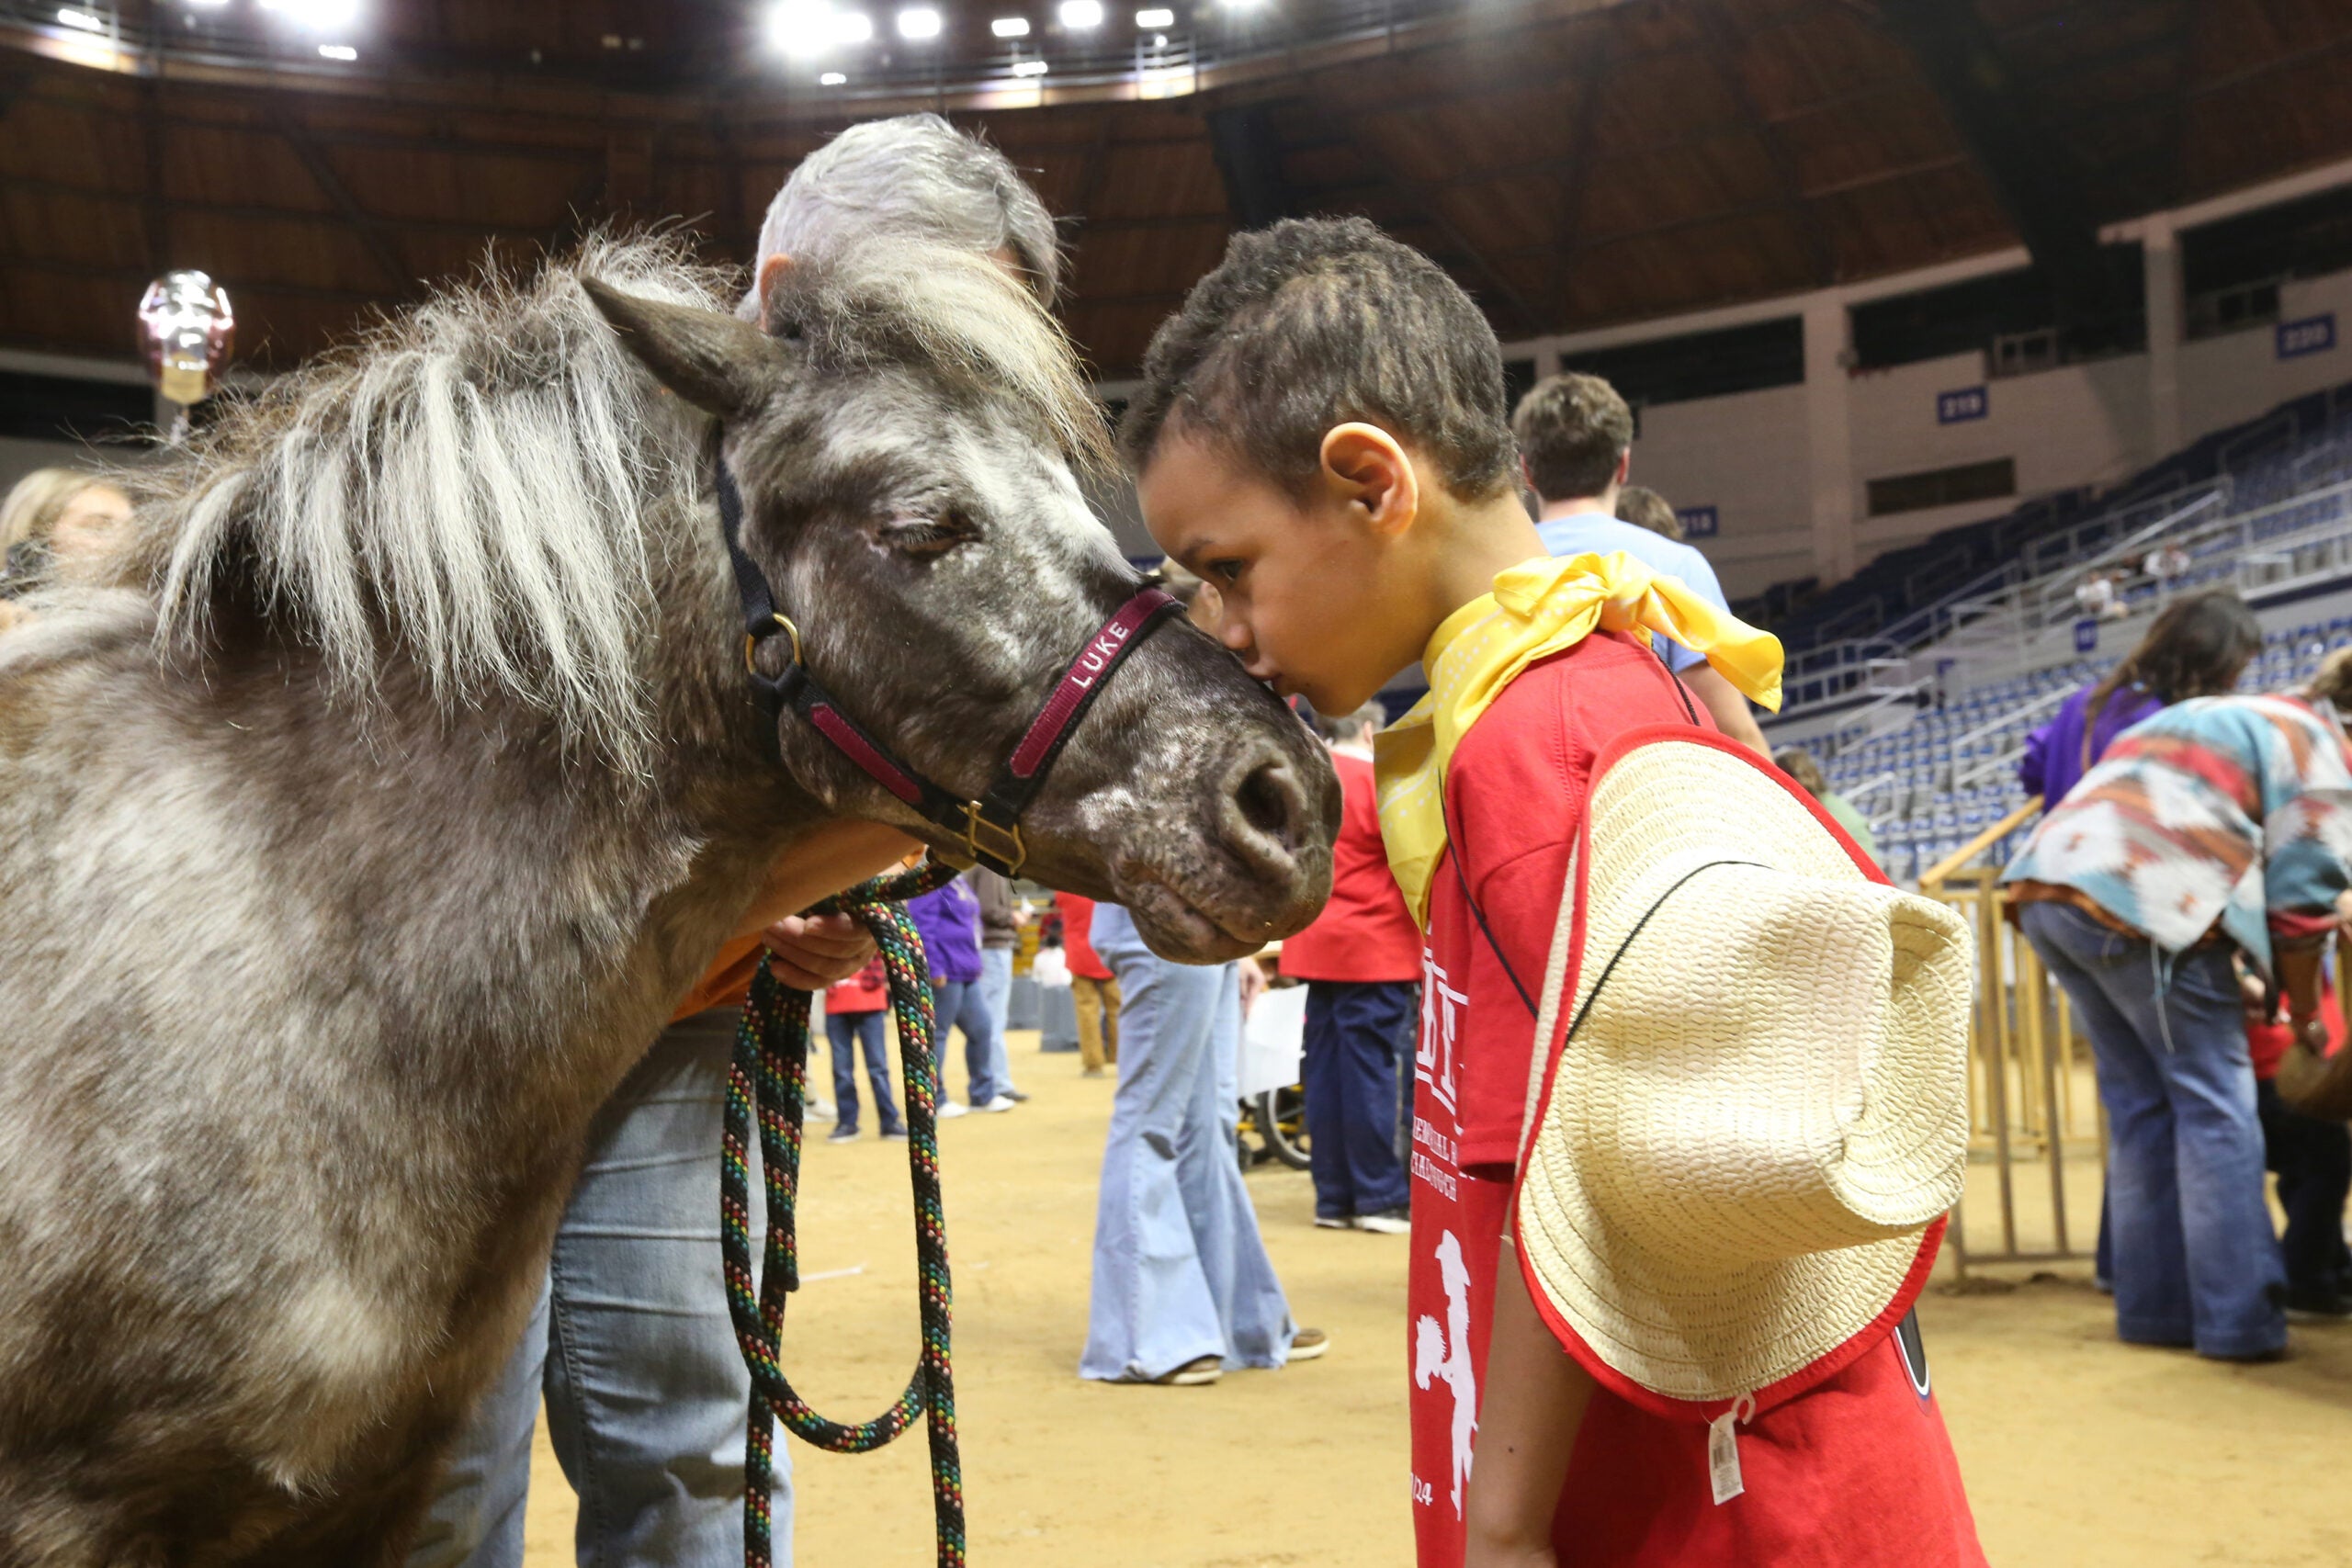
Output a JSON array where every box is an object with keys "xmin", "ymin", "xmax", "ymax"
[{"xmin": 1919, "ymin": 796, "xmax": 2043, "ymax": 893}]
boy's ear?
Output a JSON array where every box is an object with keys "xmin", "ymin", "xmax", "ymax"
[
  {"xmin": 1319, "ymin": 423, "xmax": 1419, "ymax": 538},
  {"xmin": 1613, "ymin": 447, "xmax": 1632, "ymax": 488}
]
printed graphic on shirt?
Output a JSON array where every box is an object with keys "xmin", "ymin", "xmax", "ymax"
[
  {"xmin": 1413, "ymin": 1230, "xmax": 1479, "ymax": 1518},
  {"xmin": 1418, "ymin": 946, "xmax": 1465, "ymax": 1114}
]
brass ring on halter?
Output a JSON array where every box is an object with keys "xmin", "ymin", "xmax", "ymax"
[{"xmin": 743, "ymin": 613, "xmax": 803, "ymax": 676}]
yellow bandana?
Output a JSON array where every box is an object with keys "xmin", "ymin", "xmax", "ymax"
[{"xmin": 1374, "ymin": 551, "xmax": 1784, "ymax": 926}]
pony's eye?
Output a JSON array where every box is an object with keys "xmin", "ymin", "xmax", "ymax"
[{"xmin": 879, "ymin": 512, "xmax": 977, "ymax": 558}]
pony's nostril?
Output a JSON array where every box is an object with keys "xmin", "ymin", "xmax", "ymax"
[{"xmin": 1233, "ymin": 758, "xmax": 1304, "ymax": 853}]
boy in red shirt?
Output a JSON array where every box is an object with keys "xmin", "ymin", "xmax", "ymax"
[{"xmin": 1123, "ymin": 217, "xmax": 1984, "ymax": 1566}]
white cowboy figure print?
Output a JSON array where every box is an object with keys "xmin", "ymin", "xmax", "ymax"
[{"xmin": 1414, "ymin": 1229, "xmax": 1479, "ymax": 1517}]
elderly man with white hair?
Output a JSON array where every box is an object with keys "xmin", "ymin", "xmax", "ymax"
[{"xmin": 408, "ymin": 114, "xmax": 1062, "ymax": 1568}]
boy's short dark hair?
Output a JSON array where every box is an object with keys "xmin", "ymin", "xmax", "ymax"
[
  {"xmin": 1512, "ymin": 371, "xmax": 1634, "ymax": 502},
  {"xmin": 1614, "ymin": 483, "xmax": 1684, "ymax": 542},
  {"xmin": 1119, "ymin": 216, "xmax": 1515, "ymax": 502}
]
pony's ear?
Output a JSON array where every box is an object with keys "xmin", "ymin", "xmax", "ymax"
[{"xmin": 582, "ymin": 277, "xmax": 784, "ymax": 423}]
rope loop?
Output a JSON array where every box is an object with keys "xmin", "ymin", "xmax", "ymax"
[{"xmin": 722, "ymin": 858, "xmax": 968, "ymax": 1568}]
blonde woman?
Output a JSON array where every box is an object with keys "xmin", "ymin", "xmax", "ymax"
[
  {"xmin": 2, "ymin": 468, "xmax": 132, "ymax": 581},
  {"xmin": 0, "ymin": 468, "xmax": 133, "ymax": 628}
]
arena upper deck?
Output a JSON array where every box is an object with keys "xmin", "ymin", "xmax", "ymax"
[{"xmin": 4, "ymin": 0, "xmax": 2350, "ymax": 376}]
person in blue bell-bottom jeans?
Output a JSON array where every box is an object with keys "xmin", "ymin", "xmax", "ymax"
[
  {"xmin": 2018, "ymin": 901, "xmax": 2287, "ymax": 1359},
  {"xmin": 406, "ymin": 1009, "xmax": 790, "ymax": 1568},
  {"xmin": 1080, "ymin": 903, "xmax": 1298, "ymax": 1382}
]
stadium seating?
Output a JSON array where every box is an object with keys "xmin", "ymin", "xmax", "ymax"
[
  {"xmin": 1798, "ymin": 619, "xmax": 2350, "ymax": 885},
  {"xmin": 1744, "ymin": 377, "xmax": 2352, "ymax": 660}
]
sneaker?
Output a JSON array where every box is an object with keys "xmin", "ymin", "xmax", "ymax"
[
  {"xmin": 808, "ymin": 1099, "xmax": 837, "ymax": 1123},
  {"xmin": 937, "ymin": 1101, "xmax": 969, "ymax": 1120},
  {"xmin": 881, "ymin": 1127, "xmax": 910, "ymax": 1142},
  {"xmin": 1288, "ymin": 1327, "xmax": 1330, "ymax": 1362},
  {"xmin": 1147, "ymin": 1355, "xmax": 1224, "ymax": 1386},
  {"xmin": 1356, "ymin": 1208, "xmax": 1411, "ymax": 1235},
  {"xmin": 979, "ymin": 1095, "xmax": 1019, "ymax": 1113},
  {"xmin": 1081, "ymin": 1066, "xmax": 1107, "ymax": 1078},
  {"xmin": 1003, "ymin": 1087, "xmax": 1032, "ymax": 1102},
  {"xmin": 1314, "ymin": 1215, "xmax": 1356, "ymax": 1231},
  {"xmin": 826, "ymin": 1125, "xmax": 859, "ymax": 1144}
]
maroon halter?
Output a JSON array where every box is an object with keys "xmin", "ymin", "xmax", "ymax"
[{"xmin": 720, "ymin": 462, "xmax": 1182, "ymax": 876}]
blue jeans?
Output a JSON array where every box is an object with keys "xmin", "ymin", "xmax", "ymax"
[
  {"xmin": 1301, "ymin": 980, "xmax": 1415, "ymax": 1221},
  {"xmin": 827, "ymin": 1010, "xmax": 901, "ymax": 1136},
  {"xmin": 408, "ymin": 1009, "xmax": 790, "ymax": 1567},
  {"xmin": 930, "ymin": 978, "xmax": 1004, "ymax": 1108},
  {"xmin": 978, "ymin": 945, "xmax": 1018, "ymax": 1093},
  {"xmin": 1080, "ymin": 904, "xmax": 1295, "ymax": 1381},
  {"xmin": 2018, "ymin": 902, "xmax": 2287, "ymax": 1357}
]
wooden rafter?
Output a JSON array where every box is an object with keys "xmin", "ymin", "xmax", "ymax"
[
  {"xmin": 266, "ymin": 104, "xmax": 413, "ymax": 295},
  {"xmin": 1688, "ymin": 3, "xmax": 1835, "ymax": 288}
]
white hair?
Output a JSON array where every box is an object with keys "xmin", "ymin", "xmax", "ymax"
[
  {"xmin": 746, "ymin": 114, "xmax": 1062, "ymax": 315},
  {"xmin": 137, "ymin": 233, "xmax": 730, "ymax": 770}
]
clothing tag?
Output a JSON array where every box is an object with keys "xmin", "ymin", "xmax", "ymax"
[{"xmin": 1707, "ymin": 1393, "xmax": 1757, "ymax": 1506}]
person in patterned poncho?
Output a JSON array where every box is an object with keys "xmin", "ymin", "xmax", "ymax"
[{"xmin": 2005, "ymin": 683, "xmax": 2352, "ymax": 1360}]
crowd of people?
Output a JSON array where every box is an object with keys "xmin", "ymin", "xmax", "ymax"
[{"xmin": 12, "ymin": 96, "xmax": 2347, "ymax": 1568}]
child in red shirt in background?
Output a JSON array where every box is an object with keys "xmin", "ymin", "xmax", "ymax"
[
  {"xmin": 2245, "ymin": 970, "xmax": 2352, "ymax": 1314},
  {"xmin": 824, "ymin": 955, "xmax": 904, "ymax": 1143},
  {"xmin": 1123, "ymin": 217, "xmax": 1984, "ymax": 1567},
  {"xmin": 1055, "ymin": 890, "xmax": 1123, "ymax": 1077},
  {"xmin": 1282, "ymin": 700, "xmax": 1424, "ymax": 1233}
]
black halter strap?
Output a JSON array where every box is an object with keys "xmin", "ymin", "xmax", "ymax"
[{"xmin": 717, "ymin": 459, "xmax": 1182, "ymax": 877}]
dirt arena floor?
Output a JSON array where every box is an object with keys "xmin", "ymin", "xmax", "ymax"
[{"xmin": 521, "ymin": 1029, "xmax": 2352, "ymax": 1567}]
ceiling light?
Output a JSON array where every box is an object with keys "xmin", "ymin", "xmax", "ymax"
[
  {"xmin": 317, "ymin": 41, "xmax": 356, "ymax": 59},
  {"xmin": 1012, "ymin": 56, "xmax": 1048, "ymax": 74},
  {"xmin": 1059, "ymin": 0, "xmax": 1103, "ymax": 26},
  {"xmin": 897, "ymin": 6, "xmax": 940, "ymax": 39},
  {"xmin": 990, "ymin": 16, "xmax": 1029, "ymax": 37},
  {"xmin": 768, "ymin": 0, "xmax": 871, "ymax": 52},
  {"xmin": 186, "ymin": 0, "xmax": 231, "ymax": 8},
  {"xmin": 768, "ymin": 0, "xmax": 825, "ymax": 51},
  {"xmin": 820, "ymin": 70, "xmax": 847, "ymax": 84},
  {"xmin": 259, "ymin": 0, "xmax": 361, "ymax": 30},
  {"xmin": 56, "ymin": 6, "xmax": 104, "ymax": 30},
  {"xmin": 1136, "ymin": 6, "xmax": 1172, "ymax": 24}
]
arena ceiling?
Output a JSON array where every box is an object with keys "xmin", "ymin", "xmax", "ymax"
[{"xmin": 3, "ymin": 0, "xmax": 2350, "ymax": 378}]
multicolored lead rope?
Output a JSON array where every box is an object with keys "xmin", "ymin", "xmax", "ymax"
[{"xmin": 721, "ymin": 857, "xmax": 967, "ymax": 1568}]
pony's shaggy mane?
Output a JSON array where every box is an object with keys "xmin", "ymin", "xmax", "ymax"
[
  {"xmin": 135, "ymin": 232, "xmax": 730, "ymax": 767},
  {"xmin": 124, "ymin": 230, "xmax": 1111, "ymax": 771}
]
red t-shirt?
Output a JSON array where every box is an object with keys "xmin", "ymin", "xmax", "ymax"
[
  {"xmin": 1406, "ymin": 631, "xmax": 1984, "ymax": 1568},
  {"xmin": 1281, "ymin": 748, "xmax": 1422, "ymax": 984},
  {"xmin": 1055, "ymin": 892, "xmax": 1112, "ymax": 982},
  {"xmin": 825, "ymin": 955, "xmax": 888, "ymax": 1016}
]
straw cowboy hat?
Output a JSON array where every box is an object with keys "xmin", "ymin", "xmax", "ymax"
[{"xmin": 1513, "ymin": 728, "xmax": 1973, "ymax": 1417}]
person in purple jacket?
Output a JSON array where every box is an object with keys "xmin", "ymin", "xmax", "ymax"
[
  {"xmin": 906, "ymin": 878, "xmax": 1013, "ymax": 1115},
  {"xmin": 2019, "ymin": 589, "xmax": 2263, "ymax": 808},
  {"xmin": 2015, "ymin": 587, "xmax": 2261, "ymax": 1290}
]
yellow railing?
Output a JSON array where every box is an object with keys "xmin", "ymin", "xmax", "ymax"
[{"xmin": 1919, "ymin": 796, "xmax": 2108, "ymax": 1274}]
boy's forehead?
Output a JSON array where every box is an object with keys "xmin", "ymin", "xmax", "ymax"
[{"xmin": 1136, "ymin": 428, "xmax": 1282, "ymax": 548}]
